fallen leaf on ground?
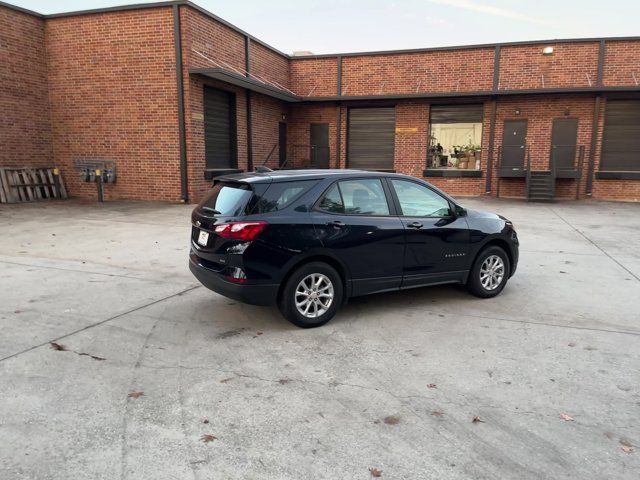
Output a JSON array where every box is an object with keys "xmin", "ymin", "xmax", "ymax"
[
  {"xmin": 256, "ymin": 331, "xmax": 263, "ymax": 336},
  {"xmin": 472, "ymin": 416, "xmax": 485, "ymax": 423},
  {"xmin": 50, "ymin": 342, "xmax": 68, "ymax": 351},
  {"xmin": 621, "ymin": 446, "xmax": 634, "ymax": 454},
  {"xmin": 383, "ymin": 415, "xmax": 400, "ymax": 425},
  {"xmin": 427, "ymin": 383, "xmax": 437, "ymax": 389},
  {"xmin": 559, "ymin": 413, "xmax": 574, "ymax": 422},
  {"xmin": 203, "ymin": 419, "xmax": 210, "ymax": 424},
  {"xmin": 220, "ymin": 377, "xmax": 234, "ymax": 383},
  {"xmin": 568, "ymin": 342, "xmax": 576, "ymax": 347},
  {"xmin": 128, "ymin": 391, "xmax": 144, "ymax": 399},
  {"xmin": 431, "ymin": 411, "xmax": 444, "ymax": 417},
  {"xmin": 278, "ymin": 379, "xmax": 291, "ymax": 385},
  {"xmin": 201, "ymin": 434, "xmax": 217, "ymax": 443},
  {"xmin": 77, "ymin": 352, "xmax": 106, "ymax": 361},
  {"xmin": 369, "ymin": 467, "xmax": 382, "ymax": 477}
]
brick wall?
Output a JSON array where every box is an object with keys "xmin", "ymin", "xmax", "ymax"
[
  {"xmin": 181, "ymin": 6, "xmax": 246, "ymax": 202},
  {"xmin": 46, "ymin": 7, "xmax": 181, "ymax": 201},
  {"xmin": 340, "ymin": 48, "xmax": 494, "ymax": 96},
  {"xmin": 0, "ymin": 6, "xmax": 52, "ymax": 169},
  {"xmin": 289, "ymin": 57, "xmax": 338, "ymax": 97},
  {"xmin": 498, "ymin": 43, "xmax": 599, "ymax": 90},
  {"xmin": 603, "ymin": 41, "xmax": 640, "ymax": 87},
  {"xmin": 490, "ymin": 95, "xmax": 595, "ymax": 199},
  {"xmin": 180, "ymin": 6, "xmax": 291, "ymax": 202},
  {"xmin": 183, "ymin": 7, "xmax": 245, "ymax": 72},
  {"xmin": 251, "ymin": 94, "xmax": 289, "ymax": 169},
  {"xmin": 251, "ymin": 42, "xmax": 289, "ymax": 90},
  {"xmin": 3, "ymin": 0, "xmax": 640, "ymax": 203},
  {"xmin": 288, "ymin": 104, "xmax": 339, "ymax": 168}
]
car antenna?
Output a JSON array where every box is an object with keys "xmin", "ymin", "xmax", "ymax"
[{"xmin": 254, "ymin": 166, "xmax": 273, "ymax": 173}]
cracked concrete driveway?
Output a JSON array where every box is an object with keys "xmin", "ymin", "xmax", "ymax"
[{"xmin": 1, "ymin": 198, "xmax": 639, "ymax": 479}]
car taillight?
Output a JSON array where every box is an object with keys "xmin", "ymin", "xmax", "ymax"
[{"xmin": 214, "ymin": 221, "xmax": 268, "ymax": 241}]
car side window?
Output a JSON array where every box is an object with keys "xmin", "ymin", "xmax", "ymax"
[
  {"xmin": 249, "ymin": 180, "xmax": 318, "ymax": 214},
  {"xmin": 317, "ymin": 179, "xmax": 390, "ymax": 216},
  {"xmin": 390, "ymin": 179, "xmax": 452, "ymax": 217},
  {"xmin": 337, "ymin": 179, "xmax": 390, "ymax": 216},
  {"xmin": 318, "ymin": 184, "xmax": 344, "ymax": 213}
]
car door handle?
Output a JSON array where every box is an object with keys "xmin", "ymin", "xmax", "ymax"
[
  {"xmin": 407, "ymin": 221, "xmax": 423, "ymax": 229},
  {"xmin": 328, "ymin": 220, "xmax": 346, "ymax": 229}
]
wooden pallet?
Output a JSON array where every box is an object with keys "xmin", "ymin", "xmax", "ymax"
[{"xmin": 0, "ymin": 167, "xmax": 67, "ymax": 204}]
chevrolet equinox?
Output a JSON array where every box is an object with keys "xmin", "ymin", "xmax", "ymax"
[{"xmin": 189, "ymin": 169, "xmax": 519, "ymax": 328}]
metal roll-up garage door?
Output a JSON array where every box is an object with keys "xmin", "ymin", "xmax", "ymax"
[
  {"xmin": 429, "ymin": 104, "xmax": 484, "ymax": 123},
  {"xmin": 347, "ymin": 107, "xmax": 396, "ymax": 170},
  {"xmin": 601, "ymin": 99, "xmax": 640, "ymax": 171},
  {"xmin": 204, "ymin": 87, "xmax": 237, "ymax": 169}
]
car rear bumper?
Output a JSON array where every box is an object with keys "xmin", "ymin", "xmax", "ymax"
[{"xmin": 189, "ymin": 253, "xmax": 279, "ymax": 306}]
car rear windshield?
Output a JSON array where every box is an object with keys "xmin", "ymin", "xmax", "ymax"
[
  {"xmin": 198, "ymin": 181, "xmax": 254, "ymax": 216},
  {"xmin": 198, "ymin": 179, "xmax": 318, "ymax": 216}
]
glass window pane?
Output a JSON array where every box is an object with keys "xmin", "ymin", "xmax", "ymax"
[
  {"xmin": 428, "ymin": 122, "xmax": 482, "ymax": 170},
  {"xmin": 338, "ymin": 179, "xmax": 389, "ymax": 216},
  {"xmin": 198, "ymin": 182, "xmax": 253, "ymax": 216},
  {"xmin": 250, "ymin": 180, "xmax": 318, "ymax": 214},
  {"xmin": 391, "ymin": 180, "xmax": 451, "ymax": 217},
  {"xmin": 318, "ymin": 184, "xmax": 344, "ymax": 213}
]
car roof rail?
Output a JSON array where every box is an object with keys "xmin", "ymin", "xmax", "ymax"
[{"xmin": 254, "ymin": 166, "xmax": 273, "ymax": 173}]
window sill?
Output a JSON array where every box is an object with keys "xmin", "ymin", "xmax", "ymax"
[
  {"xmin": 423, "ymin": 169, "xmax": 482, "ymax": 178},
  {"xmin": 596, "ymin": 171, "xmax": 640, "ymax": 180},
  {"xmin": 204, "ymin": 168, "xmax": 243, "ymax": 180}
]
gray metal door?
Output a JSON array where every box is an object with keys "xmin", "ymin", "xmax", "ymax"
[
  {"xmin": 501, "ymin": 120, "xmax": 527, "ymax": 169},
  {"xmin": 347, "ymin": 107, "xmax": 395, "ymax": 170},
  {"xmin": 204, "ymin": 87, "xmax": 237, "ymax": 169},
  {"xmin": 310, "ymin": 123, "xmax": 329, "ymax": 168},
  {"xmin": 551, "ymin": 118, "xmax": 578, "ymax": 170}
]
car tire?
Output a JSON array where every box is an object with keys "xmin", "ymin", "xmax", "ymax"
[
  {"xmin": 278, "ymin": 262, "xmax": 343, "ymax": 328},
  {"xmin": 467, "ymin": 246, "xmax": 510, "ymax": 298}
]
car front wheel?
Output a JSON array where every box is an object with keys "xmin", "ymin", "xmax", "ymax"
[
  {"xmin": 467, "ymin": 246, "xmax": 510, "ymax": 298},
  {"xmin": 278, "ymin": 262, "xmax": 343, "ymax": 328}
]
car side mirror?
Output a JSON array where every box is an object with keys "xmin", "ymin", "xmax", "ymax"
[{"xmin": 454, "ymin": 205, "xmax": 467, "ymax": 217}]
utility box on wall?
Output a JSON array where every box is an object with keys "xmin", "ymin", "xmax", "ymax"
[{"xmin": 75, "ymin": 160, "xmax": 117, "ymax": 201}]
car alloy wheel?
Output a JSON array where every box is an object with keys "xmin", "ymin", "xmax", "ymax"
[
  {"xmin": 480, "ymin": 254, "xmax": 505, "ymax": 291},
  {"xmin": 294, "ymin": 273, "xmax": 334, "ymax": 318}
]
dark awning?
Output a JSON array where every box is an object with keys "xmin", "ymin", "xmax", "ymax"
[{"xmin": 190, "ymin": 67, "xmax": 302, "ymax": 103}]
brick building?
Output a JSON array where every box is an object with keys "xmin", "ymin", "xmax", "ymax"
[{"xmin": 1, "ymin": 0, "xmax": 640, "ymax": 202}]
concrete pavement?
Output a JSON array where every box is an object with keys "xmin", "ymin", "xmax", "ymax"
[{"xmin": 0, "ymin": 198, "xmax": 639, "ymax": 479}]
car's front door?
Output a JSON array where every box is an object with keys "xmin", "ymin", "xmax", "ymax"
[
  {"xmin": 311, "ymin": 178, "xmax": 405, "ymax": 296},
  {"xmin": 387, "ymin": 178, "xmax": 470, "ymax": 288}
]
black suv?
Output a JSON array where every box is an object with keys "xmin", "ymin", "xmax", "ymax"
[{"xmin": 189, "ymin": 170, "xmax": 518, "ymax": 328}]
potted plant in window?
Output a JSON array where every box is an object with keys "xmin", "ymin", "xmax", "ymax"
[
  {"xmin": 453, "ymin": 145, "xmax": 468, "ymax": 169},
  {"xmin": 465, "ymin": 143, "xmax": 481, "ymax": 170}
]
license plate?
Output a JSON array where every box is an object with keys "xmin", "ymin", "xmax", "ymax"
[{"xmin": 197, "ymin": 230, "xmax": 209, "ymax": 246}]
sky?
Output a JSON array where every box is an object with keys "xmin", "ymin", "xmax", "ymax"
[{"xmin": 10, "ymin": 0, "xmax": 640, "ymax": 54}]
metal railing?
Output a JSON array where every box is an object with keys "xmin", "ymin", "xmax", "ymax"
[{"xmin": 496, "ymin": 144, "xmax": 586, "ymax": 199}]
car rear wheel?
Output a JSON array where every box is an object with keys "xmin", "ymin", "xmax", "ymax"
[
  {"xmin": 467, "ymin": 246, "xmax": 510, "ymax": 298},
  {"xmin": 279, "ymin": 262, "xmax": 343, "ymax": 328}
]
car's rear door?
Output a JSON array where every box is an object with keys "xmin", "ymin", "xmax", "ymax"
[
  {"xmin": 310, "ymin": 177, "xmax": 405, "ymax": 296},
  {"xmin": 386, "ymin": 178, "xmax": 470, "ymax": 288}
]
